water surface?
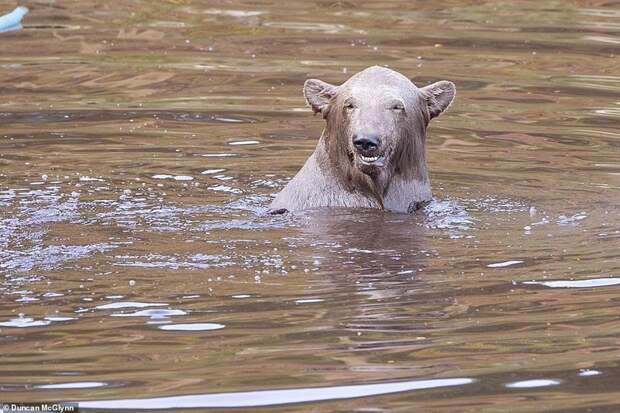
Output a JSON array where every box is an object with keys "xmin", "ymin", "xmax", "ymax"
[{"xmin": 1, "ymin": 0, "xmax": 619, "ymax": 412}]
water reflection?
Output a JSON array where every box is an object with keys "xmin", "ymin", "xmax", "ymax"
[
  {"xmin": 80, "ymin": 377, "xmax": 474, "ymax": 409},
  {"xmin": 505, "ymin": 379, "xmax": 560, "ymax": 389},
  {"xmin": 523, "ymin": 277, "xmax": 620, "ymax": 288},
  {"xmin": 295, "ymin": 208, "xmax": 429, "ymax": 277},
  {"xmin": 159, "ymin": 323, "xmax": 225, "ymax": 332}
]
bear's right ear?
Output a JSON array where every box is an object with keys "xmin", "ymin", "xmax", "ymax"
[{"xmin": 303, "ymin": 79, "xmax": 337, "ymax": 116}]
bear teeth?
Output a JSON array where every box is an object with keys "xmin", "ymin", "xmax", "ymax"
[{"xmin": 361, "ymin": 155, "xmax": 379, "ymax": 162}]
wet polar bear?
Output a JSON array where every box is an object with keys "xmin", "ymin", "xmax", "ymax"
[{"xmin": 270, "ymin": 66, "xmax": 455, "ymax": 214}]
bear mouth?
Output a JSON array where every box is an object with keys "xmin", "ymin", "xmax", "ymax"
[{"xmin": 358, "ymin": 153, "xmax": 385, "ymax": 167}]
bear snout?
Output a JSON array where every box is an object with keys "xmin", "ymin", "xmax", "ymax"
[{"xmin": 352, "ymin": 133, "xmax": 381, "ymax": 156}]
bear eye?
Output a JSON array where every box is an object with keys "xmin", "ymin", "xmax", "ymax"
[
  {"xmin": 344, "ymin": 100, "xmax": 356, "ymax": 110},
  {"xmin": 390, "ymin": 102, "xmax": 405, "ymax": 111}
]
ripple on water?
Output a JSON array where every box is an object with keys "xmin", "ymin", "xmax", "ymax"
[
  {"xmin": 159, "ymin": 323, "xmax": 225, "ymax": 332},
  {"xmin": 202, "ymin": 9, "xmax": 264, "ymax": 18},
  {"xmin": 505, "ymin": 379, "xmax": 561, "ymax": 389},
  {"xmin": 523, "ymin": 277, "xmax": 620, "ymax": 288},
  {"xmin": 95, "ymin": 301, "xmax": 168, "ymax": 310},
  {"xmin": 208, "ymin": 184, "xmax": 242, "ymax": 194},
  {"xmin": 79, "ymin": 377, "xmax": 474, "ymax": 409},
  {"xmin": 201, "ymin": 168, "xmax": 226, "ymax": 175},
  {"xmin": 151, "ymin": 174, "xmax": 194, "ymax": 181},
  {"xmin": 44, "ymin": 316, "xmax": 76, "ymax": 322},
  {"xmin": 111, "ymin": 309, "xmax": 187, "ymax": 319},
  {"xmin": 0, "ymin": 316, "xmax": 51, "ymax": 328},
  {"xmin": 228, "ymin": 140, "xmax": 260, "ymax": 145},
  {"xmin": 294, "ymin": 298, "xmax": 324, "ymax": 304},
  {"xmin": 212, "ymin": 174, "xmax": 234, "ymax": 181},
  {"xmin": 225, "ymin": 194, "xmax": 277, "ymax": 213},
  {"xmin": 36, "ymin": 381, "xmax": 108, "ymax": 390},
  {"xmin": 250, "ymin": 179, "xmax": 282, "ymax": 189},
  {"xmin": 200, "ymin": 153, "xmax": 239, "ymax": 157},
  {"xmin": 487, "ymin": 260, "xmax": 523, "ymax": 268},
  {"xmin": 113, "ymin": 253, "xmax": 233, "ymax": 270},
  {"xmin": 579, "ymin": 369, "xmax": 601, "ymax": 377},
  {"xmin": 43, "ymin": 292, "xmax": 64, "ymax": 298},
  {"xmin": 556, "ymin": 212, "xmax": 588, "ymax": 225},
  {"xmin": 78, "ymin": 176, "xmax": 104, "ymax": 182},
  {"xmin": 423, "ymin": 198, "xmax": 473, "ymax": 233},
  {"xmin": 262, "ymin": 21, "xmax": 345, "ymax": 33},
  {"xmin": 1, "ymin": 243, "xmax": 118, "ymax": 273}
]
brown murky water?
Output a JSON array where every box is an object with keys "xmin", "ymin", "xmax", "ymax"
[{"xmin": 1, "ymin": 1, "xmax": 619, "ymax": 412}]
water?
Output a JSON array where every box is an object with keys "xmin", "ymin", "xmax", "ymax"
[{"xmin": 0, "ymin": 0, "xmax": 619, "ymax": 411}]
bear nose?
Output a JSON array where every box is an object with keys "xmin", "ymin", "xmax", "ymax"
[{"xmin": 353, "ymin": 133, "xmax": 380, "ymax": 153}]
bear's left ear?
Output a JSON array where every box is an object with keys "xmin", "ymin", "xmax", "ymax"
[
  {"xmin": 304, "ymin": 79, "xmax": 337, "ymax": 116},
  {"xmin": 420, "ymin": 81, "xmax": 456, "ymax": 120}
]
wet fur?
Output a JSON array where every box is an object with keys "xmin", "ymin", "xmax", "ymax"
[
  {"xmin": 270, "ymin": 66, "xmax": 455, "ymax": 213},
  {"xmin": 322, "ymin": 90, "xmax": 429, "ymax": 208}
]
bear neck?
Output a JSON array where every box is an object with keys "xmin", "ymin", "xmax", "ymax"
[{"xmin": 317, "ymin": 129, "xmax": 387, "ymax": 208}]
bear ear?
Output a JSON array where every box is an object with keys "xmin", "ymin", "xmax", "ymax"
[
  {"xmin": 420, "ymin": 80, "xmax": 456, "ymax": 120},
  {"xmin": 303, "ymin": 79, "xmax": 337, "ymax": 116}
]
